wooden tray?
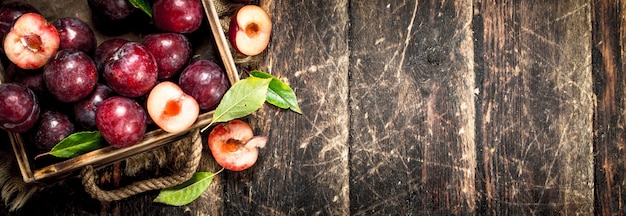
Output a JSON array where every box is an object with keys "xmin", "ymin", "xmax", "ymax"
[{"xmin": 5, "ymin": 0, "xmax": 239, "ymax": 184}]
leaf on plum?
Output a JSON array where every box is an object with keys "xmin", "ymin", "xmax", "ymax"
[
  {"xmin": 48, "ymin": 131, "xmax": 104, "ymax": 158},
  {"xmin": 211, "ymin": 76, "xmax": 271, "ymax": 124},
  {"xmin": 129, "ymin": 0, "xmax": 152, "ymax": 17},
  {"xmin": 153, "ymin": 171, "xmax": 215, "ymax": 206},
  {"xmin": 250, "ymin": 70, "xmax": 302, "ymax": 114}
]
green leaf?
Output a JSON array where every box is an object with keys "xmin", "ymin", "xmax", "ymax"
[
  {"xmin": 250, "ymin": 70, "xmax": 302, "ymax": 114},
  {"xmin": 153, "ymin": 172, "xmax": 215, "ymax": 206},
  {"xmin": 48, "ymin": 131, "xmax": 104, "ymax": 158},
  {"xmin": 211, "ymin": 76, "xmax": 271, "ymax": 123},
  {"xmin": 129, "ymin": 0, "xmax": 152, "ymax": 17}
]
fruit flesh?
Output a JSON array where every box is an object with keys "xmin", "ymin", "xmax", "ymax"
[
  {"xmin": 164, "ymin": 100, "xmax": 182, "ymax": 117},
  {"xmin": 229, "ymin": 5, "xmax": 272, "ymax": 56},
  {"xmin": 245, "ymin": 23, "xmax": 260, "ymax": 37},
  {"xmin": 147, "ymin": 81, "xmax": 199, "ymax": 133},
  {"xmin": 0, "ymin": 2, "xmax": 39, "ymax": 42},
  {"xmin": 208, "ymin": 120, "xmax": 267, "ymax": 171},
  {"xmin": 3, "ymin": 13, "xmax": 60, "ymax": 69},
  {"xmin": 20, "ymin": 34, "xmax": 41, "ymax": 51},
  {"xmin": 221, "ymin": 139, "xmax": 245, "ymax": 153}
]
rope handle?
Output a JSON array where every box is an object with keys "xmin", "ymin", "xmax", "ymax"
[{"xmin": 80, "ymin": 129, "xmax": 203, "ymax": 202}]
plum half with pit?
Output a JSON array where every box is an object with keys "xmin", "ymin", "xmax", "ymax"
[
  {"xmin": 142, "ymin": 33, "xmax": 192, "ymax": 79},
  {"xmin": 3, "ymin": 13, "xmax": 60, "ymax": 69},
  {"xmin": 228, "ymin": 5, "xmax": 272, "ymax": 56},
  {"xmin": 0, "ymin": 2, "xmax": 39, "ymax": 42},
  {"xmin": 53, "ymin": 17, "xmax": 97, "ymax": 54},
  {"xmin": 208, "ymin": 119, "xmax": 267, "ymax": 171},
  {"xmin": 103, "ymin": 42, "xmax": 158, "ymax": 98},
  {"xmin": 152, "ymin": 0, "xmax": 203, "ymax": 33},
  {"xmin": 178, "ymin": 60, "xmax": 229, "ymax": 110},
  {"xmin": 43, "ymin": 49, "xmax": 98, "ymax": 103},
  {"xmin": 96, "ymin": 96, "xmax": 147, "ymax": 148},
  {"xmin": 147, "ymin": 81, "xmax": 199, "ymax": 133},
  {"xmin": 0, "ymin": 83, "xmax": 40, "ymax": 133}
]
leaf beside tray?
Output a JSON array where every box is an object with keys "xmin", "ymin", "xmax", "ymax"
[
  {"xmin": 250, "ymin": 70, "xmax": 302, "ymax": 114},
  {"xmin": 153, "ymin": 171, "xmax": 215, "ymax": 206},
  {"xmin": 211, "ymin": 76, "xmax": 271, "ymax": 123}
]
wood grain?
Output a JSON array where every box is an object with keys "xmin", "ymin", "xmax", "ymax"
[
  {"xmin": 236, "ymin": 0, "xmax": 351, "ymax": 215},
  {"xmin": 2, "ymin": 0, "xmax": 625, "ymax": 215},
  {"xmin": 478, "ymin": 0, "xmax": 593, "ymax": 214},
  {"xmin": 349, "ymin": 1, "xmax": 476, "ymax": 215},
  {"xmin": 592, "ymin": 0, "xmax": 626, "ymax": 215}
]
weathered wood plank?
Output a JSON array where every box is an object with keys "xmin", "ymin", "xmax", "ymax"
[
  {"xmin": 592, "ymin": 0, "xmax": 626, "ymax": 215},
  {"xmin": 478, "ymin": 0, "xmax": 593, "ymax": 214},
  {"xmin": 220, "ymin": 0, "xmax": 351, "ymax": 215},
  {"xmin": 349, "ymin": 1, "xmax": 476, "ymax": 214}
]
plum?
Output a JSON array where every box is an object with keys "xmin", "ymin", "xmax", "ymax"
[
  {"xmin": 43, "ymin": 49, "xmax": 98, "ymax": 103},
  {"xmin": 178, "ymin": 60, "xmax": 229, "ymax": 110},
  {"xmin": 102, "ymin": 42, "xmax": 158, "ymax": 98},
  {"xmin": 0, "ymin": 83, "xmax": 40, "ymax": 133},
  {"xmin": 96, "ymin": 96, "xmax": 147, "ymax": 148},
  {"xmin": 152, "ymin": 0, "xmax": 203, "ymax": 33}
]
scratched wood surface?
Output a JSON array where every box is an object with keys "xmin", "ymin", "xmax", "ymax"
[
  {"xmin": 593, "ymin": 0, "xmax": 626, "ymax": 215},
  {"xmin": 477, "ymin": 0, "xmax": 594, "ymax": 215},
  {"xmin": 349, "ymin": 1, "xmax": 476, "ymax": 215},
  {"xmin": 0, "ymin": 0, "xmax": 623, "ymax": 215}
]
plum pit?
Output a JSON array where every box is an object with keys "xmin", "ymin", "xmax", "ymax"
[{"xmin": 21, "ymin": 34, "xmax": 42, "ymax": 52}]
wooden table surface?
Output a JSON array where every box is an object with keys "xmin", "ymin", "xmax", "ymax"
[{"xmin": 1, "ymin": 0, "xmax": 624, "ymax": 215}]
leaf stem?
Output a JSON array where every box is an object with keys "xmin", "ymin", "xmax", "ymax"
[
  {"xmin": 211, "ymin": 167, "xmax": 225, "ymax": 177},
  {"xmin": 33, "ymin": 152, "xmax": 50, "ymax": 160},
  {"xmin": 200, "ymin": 121, "xmax": 216, "ymax": 133}
]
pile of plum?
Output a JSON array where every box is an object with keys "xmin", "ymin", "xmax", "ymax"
[{"xmin": 0, "ymin": 0, "xmax": 272, "ymax": 157}]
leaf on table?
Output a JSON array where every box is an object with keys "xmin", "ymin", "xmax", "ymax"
[
  {"xmin": 250, "ymin": 70, "xmax": 302, "ymax": 114},
  {"xmin": 129, "ymin": 0, "xmax": 152, "ymax": 17},
  {"xmin": 211, "ymin": 76, "xmax": 271, "ymax": 124},
  {"xmin": 153, "ymin": 171, "xmax": 215, "ymax": 206},
  {"xmin": 47, "ymin": 131, "xmax": 104, "ymax": 158}
]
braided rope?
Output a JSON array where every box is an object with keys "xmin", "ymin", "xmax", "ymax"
[{"xmin": 81, "ymin": 129, "xmax": 203, "ymax": 202}]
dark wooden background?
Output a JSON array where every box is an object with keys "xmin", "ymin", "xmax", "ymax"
[{"xmin": 0, "ymin": 0, "xmax": 624, "ymax": 215}]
